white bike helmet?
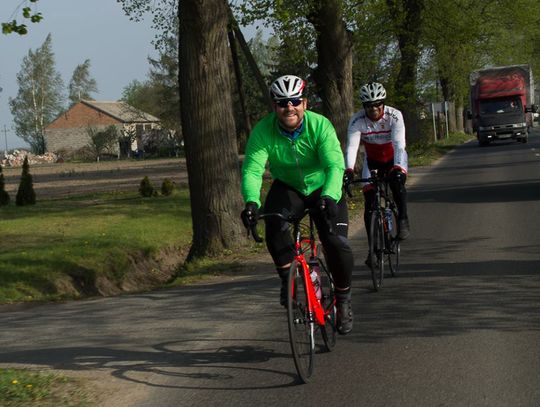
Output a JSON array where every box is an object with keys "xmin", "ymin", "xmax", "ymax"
[
  {"xmin": 359, "ymin": 82, "xmax": 387, "ymax": 103},
  {"xmin": 270, "ymin": 75, "xmax": 305, "ymax": 100}
]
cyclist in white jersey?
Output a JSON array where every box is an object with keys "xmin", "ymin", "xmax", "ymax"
[{"xmin": 344, "ymin": 82, "xmax": 410, "ymax": 265}]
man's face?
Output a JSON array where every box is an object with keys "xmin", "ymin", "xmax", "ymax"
[
  {"xmin": 364, "ymin": 100, "xmax": 384, "ymax": 121},
  {"xmin": 273, "ymin": 98, "xmax": 307, "ymax": 131}
]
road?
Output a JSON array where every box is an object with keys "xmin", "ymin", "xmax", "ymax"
[{"xmin": 1, "ymin": 130, "xmax": 540, "ymax": 406}]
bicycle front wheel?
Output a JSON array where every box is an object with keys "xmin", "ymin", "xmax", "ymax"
[
  {"xmin": 287, "ymin": 260, "xmax": 315, "ymax": 383},
  {"xmin": 387, "ymin": 207, "xmax": 400, "ymax": 276},
  {"xmin": 369, "ymin": 210, "xmax": 384, "ymax": 291}
]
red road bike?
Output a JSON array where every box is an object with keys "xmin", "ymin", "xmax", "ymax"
[{"xmin": 249, "ymin": 210, "xmax": 337, "ymax": 383}]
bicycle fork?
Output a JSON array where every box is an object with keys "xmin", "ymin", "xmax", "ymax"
[{"xmin": 295, "ymin": 256, "xmax": 327, "ymax": 350}]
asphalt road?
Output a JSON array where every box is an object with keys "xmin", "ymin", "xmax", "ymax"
[{"xmin": 1, "ymin": 130, "xmax": 540, "ymax": 406}]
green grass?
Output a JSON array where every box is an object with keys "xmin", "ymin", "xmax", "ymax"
[
  {"xmin": 0, "ymin": 189, "xmax": 192, "ymax": 303},
  {"xmin": 0, "ymin": 368, "xmax": 88, "ymax": 406},
  {"xmin": 409, "ymin": 132, "xmax": 474, "ymax": 166}
]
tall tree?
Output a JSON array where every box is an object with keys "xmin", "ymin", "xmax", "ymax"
[
  {"xmin": 68, "ymin": 59, "xmax": 98, "ymax": 105},
  {"xmin": 386, "ymin": 0, "xmax": 425, "ymax": 143},
  {"xmin": 146, "ymin": 35, "xmax": 181, "ymax": 136},
  {"xmin": 9, "ymin": 33, "xmax": 65, "ymax": 154},
  {"xmin": 179, "ymin": 0, "xmax": 245, "ymax": 258},
  {"xmin": 237, "ymin": 0, "xmax": 355, "ymax": 145},
  {"xmin": 119, "ymin": 0, "xmax": 246, "ymax": 258},
  {"xmin": 308, "ymin": 0, "xmax": 354, "ymax": 147}
]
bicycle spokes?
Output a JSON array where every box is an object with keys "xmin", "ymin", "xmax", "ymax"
[{"xmin": 287, "ymin": 261, "xmax": 314, "ymax": 383}]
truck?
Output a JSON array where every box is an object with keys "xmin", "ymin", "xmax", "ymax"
[{"xmin": 469, "ymin": 64, "xmax": 536, "ymax": 146}]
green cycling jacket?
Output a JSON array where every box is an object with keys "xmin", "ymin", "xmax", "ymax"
[{"xmin": 241, "ymin": 110, "xmax": 345, "ymax": 207}]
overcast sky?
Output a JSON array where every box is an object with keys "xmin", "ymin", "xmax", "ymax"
[{"xmin": 0, "ymin": 0, "xmax": 164, "ymax": 149}]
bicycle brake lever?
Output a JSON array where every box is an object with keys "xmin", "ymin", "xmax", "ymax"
[
  {"xmin": 345, "ymin": 184, "xmax": 353, "ymax": 198},
  {"xmin": 249, "ymin": 223, "xmax": 263, "ymax": 243}
]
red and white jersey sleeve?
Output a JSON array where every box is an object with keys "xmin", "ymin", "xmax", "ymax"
[{"xmin": 345, "ymin": 105, "xmax": 408, "ymax": 174}]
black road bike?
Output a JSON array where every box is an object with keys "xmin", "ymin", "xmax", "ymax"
[{"xmin": 347, "ymin": 170, "xmax": 400, "ymax": 291}]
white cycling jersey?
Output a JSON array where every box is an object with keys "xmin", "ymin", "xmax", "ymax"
[{"xmin": 345, "ymin": 105, "xmax": 408, "ymax": 178}]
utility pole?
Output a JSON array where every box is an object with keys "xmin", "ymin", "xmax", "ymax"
[{"xmin": 2, "ymin": 125, "xmax": 8, "ymax": 158}]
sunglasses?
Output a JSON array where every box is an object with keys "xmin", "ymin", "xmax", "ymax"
[
  {"xmin": 275, "ymin": 98, "xmax": 303, "ymax": 108},
  {"xmin": 364, "ymin": 101, "xmax": 384, "ymax": 109}
]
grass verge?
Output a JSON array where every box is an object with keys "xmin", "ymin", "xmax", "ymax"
[
  {"xmin": 408, "ymin": 132, "xmax": 474, "ymax": 166},
  {"xmin": 0, "ymin": 368, "xmax": 88, "ymax": 406},
  {"xmin": 0, "ymin": 189, "xmax": 192, "ymax": 303}
]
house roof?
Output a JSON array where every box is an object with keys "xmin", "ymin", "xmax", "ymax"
[{"xmin": 81, "ymin": 100, "xmax": 160, "ymax": 123}]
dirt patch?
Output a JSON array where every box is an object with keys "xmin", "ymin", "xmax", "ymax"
[{"xmin": 2, "ymin": 157, "xmax": 188, "ymax": 199}]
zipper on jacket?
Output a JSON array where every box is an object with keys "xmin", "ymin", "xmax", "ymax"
[{"xmin": 290, "ymin": 140, "xmax": 306, "ymax": 192}]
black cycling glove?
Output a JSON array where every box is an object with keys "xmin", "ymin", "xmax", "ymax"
[
  {"xmin": 343, "ymin": 168, "xmax": 355, "ymax": 188},
  {"xmin": 317, "ymin": 196, "xmax": 338, "ymax": 218},
  {"xmin": 241, "ymin": 202, "xmax": 259, "ymax": 229}
]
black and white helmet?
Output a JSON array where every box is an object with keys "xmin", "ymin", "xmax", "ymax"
[
  {"xmin": 270, "ymin": 75, "xmax": 305, "ymax": 100},
  {"xmin": 359, "ymin": 82, "xmax": 387, "ymax": 103}
]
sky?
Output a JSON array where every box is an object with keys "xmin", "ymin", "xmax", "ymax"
[{"xmin": 0, "ymin": 0, "xmax": 164, "ymax": 150}]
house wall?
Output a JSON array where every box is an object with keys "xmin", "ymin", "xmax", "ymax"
[
  {"xmin": 44, "ymin": 102, "xmax": 161, "ymax": 156},
  {"xmin": 45, "ymin": 125, "xmax": 122, "ymax": 154},
  {"xmin": 45, "ymin": 103, "xmax": 122, "ymax": 154}
]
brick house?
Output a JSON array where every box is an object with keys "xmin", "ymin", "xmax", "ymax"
[{"xmin": 44, "ymin": 100, "xmax": 160, "ymax": 156}]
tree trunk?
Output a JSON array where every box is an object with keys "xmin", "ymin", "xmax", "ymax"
[
  {"xmin": 439, "ymin": 76, "xmax": 457, "ymax": 133},
  {"xmin": 227, "ymin": 6, "xmax": 272, "ymax": 111},
  {"xmin": 387, "ymin": 0, "xmax": 424, "ymax": 144},
  {"xmin": 228, "ymin": 28, "xmax": 252, "ymax": 139},
  {"xmin": 178, "ymin": 0, "xmax": 245, "ymax": 260},
  {"xmin": 456, "ymin": 102, "xmax": 464, "ymax": 133},
  {"xmin": 309, "ymin": 0, "xmax": 354, "ymax": 148},
  {"xmin": 447, "ymin": 101, "xmax": 456, "ymax": 133}
]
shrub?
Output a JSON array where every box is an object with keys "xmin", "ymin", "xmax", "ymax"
[
  {"xmin": 161, "ymin": 178, "xmax": 175, "ymax": 196},
  {"xmin": 139, "ymin": 176, "xmax": 156, "ymax": 197},
  {"xmin": 0, "ymin": 165, "xmax": 10, "ymax": 205},
  {"xmin": 16, "ymin": 156, "xmax": 36, "ymax": 206}
]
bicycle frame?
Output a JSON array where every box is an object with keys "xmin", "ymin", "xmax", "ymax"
[
  {"xmin": 347, "ymin": 169, "xmax": 400, "ymax": 289},
  {"xmin": 354, "ymin": 169, "xmax": 396, "ymax": 231},
  {"xmin": 291, "ymin": 217, "xmax": 329, "ymax": 327},
  {"xmin": 247, "ymin": 209, "xmax": 337, "ymax": 382},
  {"xmin": 251, "ymin": 211, "xmax": 333, "ymax": 327}
]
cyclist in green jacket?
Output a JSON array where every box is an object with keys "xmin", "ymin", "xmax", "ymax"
[{"xmin": 241, "ymin": 75, "xmax": 354, "ymax": 335}]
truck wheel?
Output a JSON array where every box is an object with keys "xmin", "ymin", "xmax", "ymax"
[{"xmin": 478, "ymin": 139, "xmax": 489, "ymax": 147}]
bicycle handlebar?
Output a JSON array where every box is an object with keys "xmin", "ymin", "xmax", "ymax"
[
  {"xmin": 248, "ymin": 212, "xmax": 294, "ymax": 243},
  {"xmin": 246, "ymin": 209, "xmax": 331, "ymax": 243},
  {"xmin": 345, "ymin": 173, "xmax": 392, "ymax": 198}
]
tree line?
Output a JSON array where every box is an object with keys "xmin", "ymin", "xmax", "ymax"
[
  {"xmin": 8, "ymin": 33, "xmax": 99, "ymax": 154},
  {"xmin": 4, "ymin": 0, "xmax": 540, "ymax": 262}
]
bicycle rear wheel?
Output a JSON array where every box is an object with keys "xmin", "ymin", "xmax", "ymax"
[
  {"xmin": 387, "ymin": 207, "xmax": 400, "ymax": 277},
  {"xmin": 317, "ymin": 256, "xmax": 337, "ymax": 352},
  {"xmin": 369, "ymin": 210, "xmax": 384, "ymax": 291},
  {"xmin": 287, "ymin": 260, "xmax": 315, "ymax": 383}
]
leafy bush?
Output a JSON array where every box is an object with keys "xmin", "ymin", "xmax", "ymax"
[
  {"xmin": 161, "ymin": 178, "xmax": 175, "ymax": 196},
  {"xmin": 15, "ymin": 156, "xmax": 36, "ymax": 206},
  {"xmin": 139, "ymin": 176, "xmax": 157, "ymax": 197},
  {"xmin": 0, "ymin": 165, "xmax": 10, "ymax": 205}
]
